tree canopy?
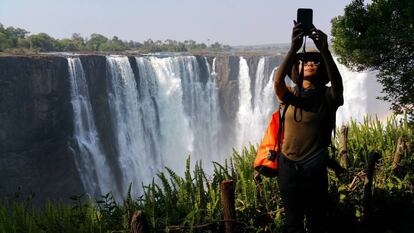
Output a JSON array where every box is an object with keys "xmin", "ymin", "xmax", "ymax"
[
  {"xmin": 331, "ymin": 0, "xmax": 414, "ymax": 117},
  {"xmin": 0, "ymin": 22, "xmax": 231, "ymax": 54}
]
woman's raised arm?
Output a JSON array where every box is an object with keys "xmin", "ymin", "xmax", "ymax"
[{"xmin": 274, "ymin": 21, "xmax": 304, "ymax": 102}]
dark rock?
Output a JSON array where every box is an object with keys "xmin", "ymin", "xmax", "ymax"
[
  {"xmin": 194, "ymin": 55, "xmax": 210, "ymax": 86},
  {"xmin": 0, "ymin": 55, "xmax": 82, "ymax": 206}
]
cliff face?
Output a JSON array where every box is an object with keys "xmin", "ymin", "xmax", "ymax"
[
  {"xmin": 0, "ymin": 54, "xmax": 282, "ymax": 204},
  {"xmin": 0, "ymin": 56, "xmax": 83, "ymax": 205},
  {"xmin": 213, "ymin": 56, "xmax": 240, "ymax": 150},
  {"xmin": 214, "ymin": 56, "xmax": 240, "ymax": 122}
]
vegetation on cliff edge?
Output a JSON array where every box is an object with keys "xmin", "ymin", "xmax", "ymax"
[{"xmin": 0, "ymin": 23, "xmax": 232, "ymax": 54}]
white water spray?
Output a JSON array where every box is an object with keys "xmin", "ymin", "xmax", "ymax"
[
  {"xmin": 68, "ymin": 57, "xmax": 119, "ymax": 197},
  {"xmin": 335, "ymin": 59, "xmax": 392, "ymax": 125},
  {"xmin": 235, "ymin": 57, "xmax": 254, "ymax": 150},
  {"xmin": 106, "ymin": 56, "xmax": 150, "ymax": 196},
  {"xmin": 236, "ymin": 57, "xmax": 278, "ymax": 150}
]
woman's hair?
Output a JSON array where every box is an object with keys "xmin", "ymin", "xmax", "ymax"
[{"xmin": 288, "ymin": 51, "xmax": 329, "ymax": 86}]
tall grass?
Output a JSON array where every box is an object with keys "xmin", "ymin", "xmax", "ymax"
[{"xmin": 1, "ymin": 115, "xmax": 413, "ymax": 233}]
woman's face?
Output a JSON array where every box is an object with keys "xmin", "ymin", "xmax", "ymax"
[{"xmin": 298, "ymin": 60, "xmax": 320, "ymax": 78}]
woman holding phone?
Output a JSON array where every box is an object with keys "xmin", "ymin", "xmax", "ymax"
[{"xmin": 273, "ymin": 18, "xmax": 344, "ymax": 233}]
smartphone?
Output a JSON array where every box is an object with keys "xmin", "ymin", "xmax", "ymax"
[{"xmin": 297, "ymin": 8, "xmax": 313, "ymax": 35}]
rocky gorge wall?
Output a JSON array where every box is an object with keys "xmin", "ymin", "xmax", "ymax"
[
  {"xmin": 0, "ymin": 54, "xmax": 282, "ymax": 205},
  {"xmin": 0, "ymin": 56, "xmax": 82, "ymax": 204}
]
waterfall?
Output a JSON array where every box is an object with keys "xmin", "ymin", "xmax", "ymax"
[
  {"xmin": 251, "ymin": 57, "xmax": 278, "ymax": 140},
  {"xmin": 178, "ymin": 56, "xmax": 221, "ymax": 162},
  {"xmin": 204, "ymin": 57, "xmax": 222, "ymax": 162},
  {"xmin": 133, "ymin": 56, "xmax": 162, "ymax": 176},
  {"xmin": 67, "ymin": 57, "xmax": 119, "ymax": 197},
  {"xmin": 139, "ymin": 56, "xmax": 194, "ymax": 175},
  {"xmin": 335, "ymin": 60, "xmax": 391, "ymax": 125},
  {"xmin": 106, "ymin": 55, "xmax": 150, "ymax": 196},
  {"xmin": 235, "ymin": 57, "xmax": 253, "ymax": 149},
  {"xmin": 135, "ymin": 56, "xmax": 221, "ymax": 174},
  {"xmin": 236, "ymin": 57, "xmax": 277, "ymax": 150}
]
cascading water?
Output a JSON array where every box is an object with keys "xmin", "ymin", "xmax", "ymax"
[
  {"xmin": 251, "ymin": 57, "xmax": 278, "ymax": 141},
  {"xmin": 335, "ymin": 61, "xmax": 391, "ymax": 124},
  {"xmin": 106, "ymin": 55, "xmax": 152, "ymax": 196},
  {"xmin": 68, "ymin": 55, "xmax": 223, "ymax": 199},
  {"xmin": 235, "ymin": 57, "xmax": 253, "ymax": 150},
  {"xmin": 139, "ymin": 56, "xmax": 194, "ymax": 175},
  {"xmin": 133, "ymin": 56, "xmax": 162, "ymax": 174},
  {"xmin": 67, "ymin": 57, "xmax": 120, "ymax": 198},
  {"xmin": 203, "ymin": 57, "xmax": 222, "ymax": 162},
  {"xmin": 236, "ymin": 57, "xmax": 277, "ymax": 150},
  {"xmin": 135, "ymin": 56, "xmax": 222, "ymax": 174},
  {"xmin": 179, "ymin": 56, "xmax": 222, "ymax": 162}
]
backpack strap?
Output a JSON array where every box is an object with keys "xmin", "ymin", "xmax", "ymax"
[{"xmin": 276, "ymin": 99, "xmax": 290, "ymax": 157}]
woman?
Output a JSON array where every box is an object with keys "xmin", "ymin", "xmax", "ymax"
[{"xmin": 273, "ymin": 21, "xmax": 344, "ymax": 233}]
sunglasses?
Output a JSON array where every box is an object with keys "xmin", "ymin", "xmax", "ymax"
[
  {"xmin": 296, "ymin": 52, "xmax": 322, "ymax": 66},
  {"xmin": 298, "ymin": 60, "xmax": 321, "ymax": 66}
]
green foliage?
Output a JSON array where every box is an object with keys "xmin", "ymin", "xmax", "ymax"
[
  {"xmin": 99, "ymin": 36, "xmax": 129, "ymax": 51},
  {"xmin": 85, "ymin": 33, "xmax": 108, "ymax": 51},
  {"xmin": 56, "ymin": 38, "xmax": 80, "ymax": 51},
  {"xmin": 0, "ymin": 23, "xmax": 29, "ymax": 51},
  {"xmin": 28, "ymin": 33, "xmax": 56, "ymax": 52},
  {"xmin": 331, "ymin": 0, "xmax": 414, "ymax": 117},
  {"xmin": 0, "ymin": 22, "xmax": 232, "ymax": 54},
  {"xmin": 141, "ymin": 39, "xmax": 187, "ymax": 53},
  {"xmin": 1, "ymin": 116, "xmax": 413, "ymax": 232},
  {"xmin": 0, "ymin": 196, "xmax": 104, "ymax": 233},
  {"xmin": 209, "ymin": 41, "xmax": 232, "ymax": 52}
]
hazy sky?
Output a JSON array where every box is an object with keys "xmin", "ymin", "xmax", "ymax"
[{"xmin": 0, "ymin": 0, "xmax": 353, "ymax": 46}]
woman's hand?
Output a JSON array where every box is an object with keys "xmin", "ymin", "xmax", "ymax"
[
  {"xmin": 309, "ymin": 28, "xmax": 329, "ymax": 53},
  {"xmin": 290, "ymin": 21, "xmax": 304, "ymax": 53}
]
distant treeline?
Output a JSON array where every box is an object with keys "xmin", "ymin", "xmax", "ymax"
[{"xmin": 0, "ymin": 23, "xmax": 232, "ymax": 53}]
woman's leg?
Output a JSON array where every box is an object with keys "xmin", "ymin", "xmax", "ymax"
[
  {"xmin": 304, "ymin": 165, "xmax": 328, "ymax": 233},
  {"xmin": 278, "ymin": 154, "xmax": 306, "ymax": 233}
]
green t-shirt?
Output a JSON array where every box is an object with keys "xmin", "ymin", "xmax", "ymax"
[{"xmin": 281, "ymin": 86, "xmax": 342, "ymax": 161}]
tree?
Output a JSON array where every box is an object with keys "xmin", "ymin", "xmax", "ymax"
[
  {"xmin": 0, "ymin": 23, "xmax": 29, "ymax": 50},
  {"xmin": 210, "ymin": 42, "xmax": 222, "ymax": 51},
  {"xmin": 57, "ymin": 38, "xmax": 79, "ymax": 51},
  {"xmin": 100, "ymin": 36, "xmax": 128, "ymax": 51},
  {"xmin": 71, "ymin": 33, "xmax": 84, "ymax": 42},
  {"xmin": 85, "ymin": 33, "xmax": 108, "ymax": 51},
  {"xmin": 71, "ymin": 33, "xmax": 85, "ymax": 50},
  {"xmin": 0, "ymin": 32, "xmax": 10, "ymax": 51},
  {"xmin": 17, "ymin": 38, "xmax": 29, "ymax": 49},
  {"xmin": 331, "ymin": 0, "xmax": 414, "ymax": 117},
  {"xmin": 6, "ymin": 27, "xmax": 28, "ymax": 39},
  {"xmin": 28, "ymin": 33, "xmax": 56, "ymax": 51},
  {"xmin": 127, "ymin": 40, "xmax": 142, "ymax": 49}
]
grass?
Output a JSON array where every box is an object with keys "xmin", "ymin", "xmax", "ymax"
[{"xmin": 0, "ymin": 115, "xmax": 413, "ymax": 233}]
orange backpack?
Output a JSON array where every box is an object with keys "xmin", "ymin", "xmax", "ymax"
[{"xmin": 254, "ymin": 107, "xmax": 287, "ymax": 177}]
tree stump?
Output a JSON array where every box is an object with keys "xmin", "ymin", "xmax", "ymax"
[
  {"xmin": 339, "ymin": 125, "xmax": 349, "ymax": 169},
  {"xmin": 362, "ymin": 151, "xmax": 381, "ymax": 222},
  {"xmin": 221, "ymin": 180, "xmax": 235, "ymax": 233},
  {"xmin": 130, "ymin": 210, "xmax": 149, "ymax": 233},
  {"xmin": 392, "ymin": 136, "xmax": 406, "ymax": 174}
]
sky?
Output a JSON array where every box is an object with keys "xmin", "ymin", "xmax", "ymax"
[{"xmin": 0, "ymin": 0, "xmax": 353, "ymax": 46}]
